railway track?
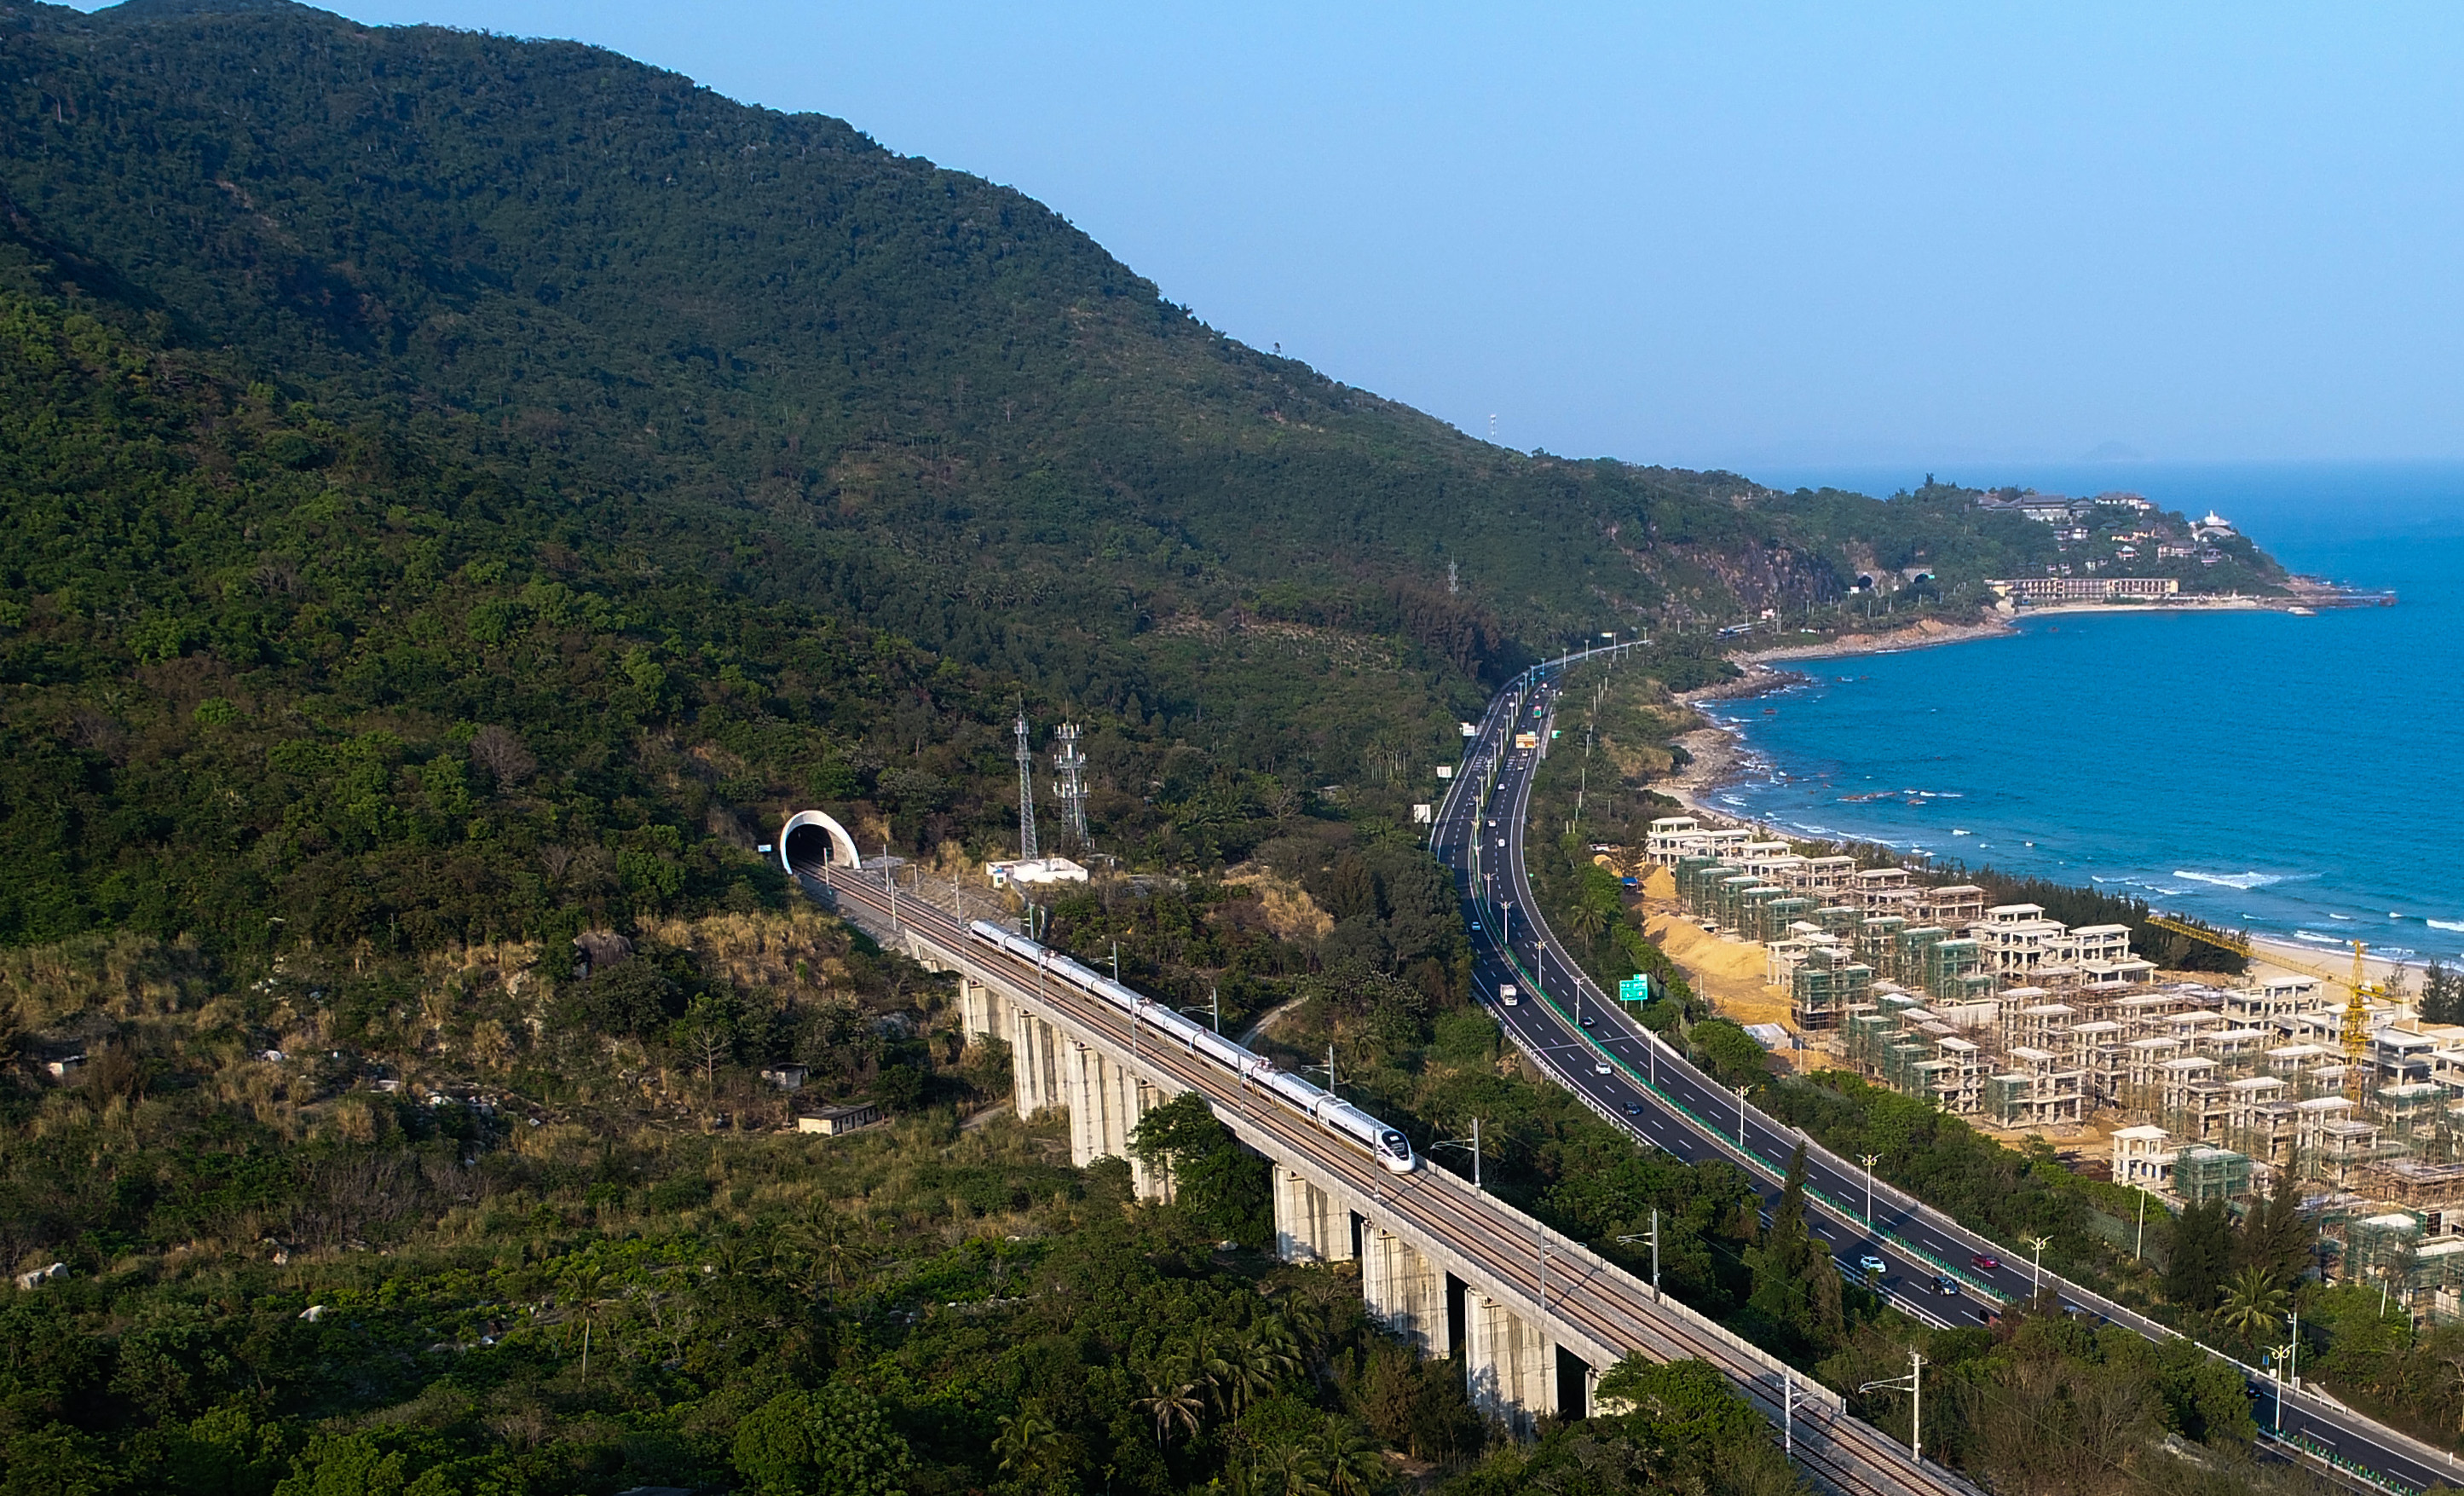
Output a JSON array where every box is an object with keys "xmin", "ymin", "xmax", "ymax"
[{"xmin": 810, "ymin": 865, "xmax": 1980, "ymax": 1496}]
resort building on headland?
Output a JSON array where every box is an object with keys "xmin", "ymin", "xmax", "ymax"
[{"xmin": 1988, "ymin": 575, "xmax": 2182, "ymax": 606}]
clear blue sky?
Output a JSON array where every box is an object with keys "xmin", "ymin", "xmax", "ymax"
[{"xmin": 84, "ymin": 2, "xmax": 2464, "ymax": 471}]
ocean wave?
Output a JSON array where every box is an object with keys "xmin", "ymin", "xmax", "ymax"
[
  {"xmin": 2174, "ymin": 869, "xmax": 2284, "ymax": 891},
  {"xmin": 2294, "ymin": 931, "xmax": 2345, "ymax": 945},
  {"xmin": 2381, "ymin": 947, "xmax": 2419, "ymax": 959},
  {"xmin": 2431, "ymin": 920, "xmax": 2464, "ymax": 933}
]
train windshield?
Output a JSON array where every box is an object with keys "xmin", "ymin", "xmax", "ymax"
[{"xmin": 1377, "ymin": 1130, "xmax": 1408, "ymax": 1156}]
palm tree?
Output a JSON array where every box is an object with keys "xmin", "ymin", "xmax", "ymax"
[
  {"xmin": 1312, "ymin": 1418, "xmax": 1384, "ymax": 1496},
  {"xmin": 559, "ymin": 1265, "xmax": 617, "ymax": 1388},
  {"xmin": 2219, "ymin": 1265, "xmax": 2291, "ymax": 1342},
  {"xmin": 1221, "ymin": 1324, "xmax": 1299, "ymax": 1424},
  {"xmin": 994, "ymin": 1406, "xmax": 1064, "ymax": 1481},
  {"xmin": 1274, "ymin": 1291, "xmax": 1335, "ymax": 1382},
  {"xmin": 791, "ymin": 1203, "xmax": 868, "ymax": 1295},
  {"xmin": 1259, "ymin": 1435, "xmax": 1330, "ymax": 1496},
  {"xmin": 1134, "ymin": 1372, "xmax": 1205, "ymax": 1450},
  {"xmin": 1568, "ymin": 899, "xmax": 1609, "ymax": 943},
  {"xmin": 1185, "ymin": 1326, "xmax": 1235, "ymax": 1417}
]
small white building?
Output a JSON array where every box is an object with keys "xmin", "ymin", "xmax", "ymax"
[
  {"xmin": 798, "ymin": 1102, "xmax": 882, "ymax": 1135},
  {"xmin": 987, "ymin": 856, "xmax": 1091, "ymax": 888}
]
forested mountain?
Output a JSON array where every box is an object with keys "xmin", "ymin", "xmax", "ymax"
[{"xmin": 0, "ymin": 0, "xmax": 2285, "ymax": 960}]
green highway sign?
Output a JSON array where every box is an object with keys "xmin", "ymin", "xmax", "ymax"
[{"xmin": 1618, "ymin": 975, "xmax": 1648, "ymax": 1003}]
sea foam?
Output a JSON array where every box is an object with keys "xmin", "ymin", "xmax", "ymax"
[{"xmin": 2175, "ymin": 869, "xmax": 2282, "ymax": 891}]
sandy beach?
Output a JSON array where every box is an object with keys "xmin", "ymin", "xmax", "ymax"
[
  {"xmin": 2247, "ymin": 932, "xmax": 2434, "ymax": 991},
  {"xmin": 1649, "ymin": 616, "xmax": 2442, "ymax": 998}
]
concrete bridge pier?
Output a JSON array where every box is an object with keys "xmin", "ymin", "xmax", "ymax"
[
  {"xmin": 1464, "ymin": 1288, "xmax": 1555, "ymax": 1437},
  {"xmin": 1010, "ymin": 1009, "xmax": 1065, "ymax": 1119},
  {"xmin": 1362, "ymin": 1226, "xmax": 1451, "ymax": 1358},
  {"xmin": 958, "ymin": 976, "xmax": 1009, "ymax": 1045},
  {"xmin": 1272, "ymin": 1169, "xmax": 1355, "ymax": 1264},
  {"xmin": 1064, "ymin": 1043, "xmax": 1173, "ymax": 1199}
]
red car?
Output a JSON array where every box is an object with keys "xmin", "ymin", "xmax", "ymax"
[{"xmin": 1971, "ymin": 1253, "xmax": 2001, "ymax": 1271}]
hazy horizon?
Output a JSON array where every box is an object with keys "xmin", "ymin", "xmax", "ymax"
[{"xmin": 72, "ymin": 1, "xmax": 2464, "ymax": 477}]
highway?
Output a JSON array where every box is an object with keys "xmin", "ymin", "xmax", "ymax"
[
  {"xmin": 806, "ymin": 862, "xmax": 1984, "ymax": 1496},
  {"xmin": 1434, "ymin": 647, "xmax": 2461, "ymax": 1495}
]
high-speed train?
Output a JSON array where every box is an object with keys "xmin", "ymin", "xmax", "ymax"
[{"xmin": 967, "ymin": 920, "xmax": 1417, "ymax": 1175}]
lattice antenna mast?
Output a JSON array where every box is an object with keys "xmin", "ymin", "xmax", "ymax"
[
  {"xmin": 1013, "ymin": 713, "xmax": 1040, "ymax": 860},
  {"xmin": 1053, "ymin": 722, "xmax": 1089, "ymax": 847}
]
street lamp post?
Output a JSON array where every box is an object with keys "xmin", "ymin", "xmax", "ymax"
[
  {"xmin": 1861, "ymin": 1153, "xmax": 1882, "ymax": 1224},
  {"xmin": 2288, "ymin": 1303, "xmax": 2300, "ymax": 1391},
  {"xmin": 2026, "ymin": 1234, "xmax": 2052, "ymax": 1294}
]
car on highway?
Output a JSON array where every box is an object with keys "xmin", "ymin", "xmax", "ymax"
[
  {"xmin": 1933, "ymin": 1274, "xmax": 1960, "ymax": 1296},
  {"xmin": 1498, "ymin": 984, "xmax": 1519, "ymax": 1006},
  {"xmin": 1971, "ymin": 1253, "xmax": 2001, "ymax": 1271},
  {"xmin": 1579, "ymin": 1014, "xmax": 1596, "ymax": 1027},
  {"xmin": 1593, "ymin": 1060, "xmax": 1613, "ymax": 1076},
  {"xmin": 1469, "ymin": 921, "xmax": 1481, "ymax": 932},
  {"xmin": 1857, "ymin": 1254, "xmax": 1886, "ymax": 1276},
  {"xmin": 1624, "ymin": 1102, "xmax": 1644, "ymax": 1116}
]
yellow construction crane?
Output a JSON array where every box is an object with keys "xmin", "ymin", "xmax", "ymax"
[
  {"xmin": 2341, "ymin": 939, "xmax": 2380, "ymax": 1101},
  {"xmin": 2144, "ymin": 914, "xmax": 2372, "ymax": 996},
  {"xmin": 2145, "ymin": 914, "xmax": 2383, "ymax": 1099}
]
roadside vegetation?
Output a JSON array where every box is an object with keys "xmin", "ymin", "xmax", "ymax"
[{"xmin": 1514, "ymin": 656, "xmax": 2464, "ymax": 1462}]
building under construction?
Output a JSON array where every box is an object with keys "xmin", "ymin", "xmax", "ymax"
[{"xmin": 1658, "ymin": 812, "xmax": 2464, "ymax": 1320}]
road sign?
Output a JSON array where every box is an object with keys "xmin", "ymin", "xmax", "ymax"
[{"xmin": 1618, "ymin": 974, "xmax": 1649, "ymax": 1003}]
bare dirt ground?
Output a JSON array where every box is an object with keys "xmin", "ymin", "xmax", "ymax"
[{"xmin": 1630, "ymin": 903, "xmax": 1835, "ymax": 1074}]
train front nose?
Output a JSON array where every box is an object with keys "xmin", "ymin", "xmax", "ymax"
[{"xmin": 1377, "ymin": 1129, "xmax": 1416, "ymax": 1173}]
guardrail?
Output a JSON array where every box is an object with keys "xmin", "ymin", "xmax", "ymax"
[
  {"xmin": 1451, "ymin": 665, "xmax": 2464, "ymax": 1494},
  {"xmin": 2259, "ymin": 1424, "xmax": 2425, "ymax": 1495},
  {"xmin": 1489, "ymin": 939, "xmax": 2008, "ymax": 1303}
]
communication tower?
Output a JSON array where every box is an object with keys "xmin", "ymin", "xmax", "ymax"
[
  {"xmin": 1053, "ymin": 722, "xmax": 1090, "ymax": 847},
  {"xmin": 1013, "ymin": 713, "xmax": 1040, "ymax": 861}
]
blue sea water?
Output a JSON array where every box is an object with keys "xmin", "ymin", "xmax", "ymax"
[{"xmin": 1702, "ymin": 461, "xmax": 2464, "ymax": 964}]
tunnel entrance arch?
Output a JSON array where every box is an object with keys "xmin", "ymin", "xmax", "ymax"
[{"xmin": 779, "ymin": 810, "xmax": 861, "ymax": 874}]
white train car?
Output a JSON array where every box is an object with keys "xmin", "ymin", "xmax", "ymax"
[{"xmin": 967, "ymin": 919, "xmax": 1416, "ymax": 1174}]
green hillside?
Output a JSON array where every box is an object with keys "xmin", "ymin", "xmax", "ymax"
[{"xmin": 0, "ymin": 0, "xmax": 2294, "ymax": 963}]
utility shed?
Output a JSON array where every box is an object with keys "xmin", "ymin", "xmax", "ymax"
[{"xmin": 797, "ymin": 1103, "xmax": 882, "ymax": 1135}]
